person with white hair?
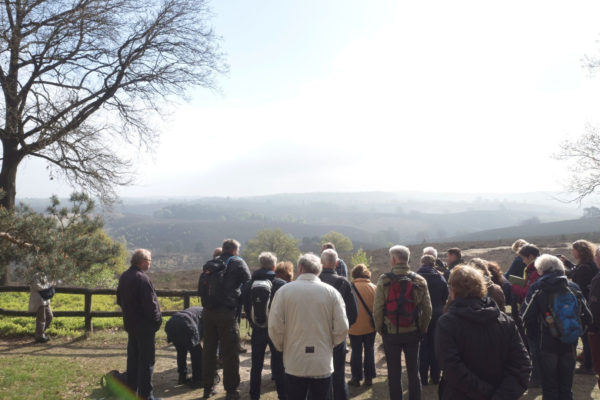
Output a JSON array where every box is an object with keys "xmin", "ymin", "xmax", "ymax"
[
  {"xmin": 268, "ymin": 253, "xmax": 349, "ymax": 400},
  {"xmin": 241, "ymin": 252, "xmax": 288, "ymax": 400},
  {"xmin": 117, "ymin": 248, "xmax": 162, "ymax": 400},
  {"xmin": 374, "ymin": 245, "xmax": 432, "ymax": 400},
  {"xmin": 423, "ymin": 246, "xmax": 447, "ymax": 275},
  {"xmin": 319, "ymin": 248, "xmax": 357, "ymax": 400},
  {"xmin": 522, "ymin": 254, "xmax": 592, "ymax": 399}
]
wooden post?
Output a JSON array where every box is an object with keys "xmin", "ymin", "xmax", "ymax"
[
  {"xmin": 84, "ymin": 292, "xmax": 93, "ymax": 334},
  {"xmin": 184, "ymin": 294, "xmax": 190, "ymax": 309}
]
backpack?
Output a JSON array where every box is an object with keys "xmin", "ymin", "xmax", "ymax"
[
  {"xmin": 100, "ymin": 370, "xmax": 134, "ymax": 398},
  {"xmin": 38, "ymin": 287, "xmax": 55, "ymax": 300},
  {"xmin": 198, "ymin": 256, "xmax": 239, "ymax": 308},
  {"xmin": 546, "ymin": 286, "xmax": 584, "ymax": 345},
  {"xmin": 383, "ymin": 272, "xmax": 420, "ymax": 330},
  {"xmin": 249, "ymin": 279, "xmax": 273, "ymax": 328}
]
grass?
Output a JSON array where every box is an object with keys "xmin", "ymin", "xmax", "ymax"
[
  {"xmin": 0, "ymin": 354, "xmax": 100, "ymax": 400},
  {"xmin": 0, "ymin": 291, "xmax": 202, "ymax": 337}
]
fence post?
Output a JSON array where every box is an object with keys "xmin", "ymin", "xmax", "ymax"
[
  {"xmin": 84, "ymin": 292, "xmax": 93, "ymax": 334},
  {"xmin": 184, "ymin": 294, "xmax": 190, "ymax": 309}
]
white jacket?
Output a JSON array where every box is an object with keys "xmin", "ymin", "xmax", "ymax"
[{"xmin": 268, "ymin": 273, "xmax": 349, "ymax": 378}]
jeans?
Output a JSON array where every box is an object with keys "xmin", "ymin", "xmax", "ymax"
[
  {"xmin": 539, "ymin": 348, "xmax": 576, "ymax": 400},
  {"xmin": 250, "ymin": 327, "xmax": 286, "ymax": 400},
  {"xmin": 330, "ymin": 342, "xmax": 349, "ymax": 400},
  {"xmin": 382, "ymin": 331, "xmax": 421, "ymax": 400},
  {"xmin": 582, "ymin": 333, "xmax": 593, "ymax": 369},
  {"xmin": 286, "ymin": 374, "xmax": 331, "ymax": 400},
  {"xmin": 349, "ymin": 332, "xmax": 376, "ymax": 381},
  {"xmin": 202, "ymin": 307, "xmax": 240, "ymax": 393},
  {"xmin": 126, "ymin": 331, "xmax": 156, "ymax": 400},
  {"xmin": 35, "ymin": 305, "xmax": 53, "ymax": 338},
  {"xmin": 175, "ymin": 343, "xmax": 202, "ymax": 382},
  {"xmin": 588, "ymin": 332, "xmax": 600, "ymax": 390},
  {"xmin": 527, "ymin": 337, "xmax": 542, "ymax": 384},
  {"xmin": 419, "ymin": 316, "xmax": 440, "ymax": 384}
]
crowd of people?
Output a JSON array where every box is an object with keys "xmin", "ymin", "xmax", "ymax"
[{"xmin": 27, "ymin": 237, "xmax": 600, "ymax": 400}]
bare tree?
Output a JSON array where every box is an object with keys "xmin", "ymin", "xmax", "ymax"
[
  {"xmin": 0, "ymin": 0, "xmax": 227, "ymax": 210},
  {"xmin": 556, "ymin": 124, "xmax": 600, "ymax": 203}
]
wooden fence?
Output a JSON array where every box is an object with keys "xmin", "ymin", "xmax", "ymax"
[{"xmin": 0, "ymin": 286, "xmax": 198, "ymax": 333}]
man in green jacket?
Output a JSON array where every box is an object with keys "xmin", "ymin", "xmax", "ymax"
[{"xmin": 374, "ymin": 245, "xmax": 432, "ymax": 400}]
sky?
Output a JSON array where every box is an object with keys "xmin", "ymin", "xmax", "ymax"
[{"xmin": 16, "ymin": 0, "xmax": 600, "ymax": 200}]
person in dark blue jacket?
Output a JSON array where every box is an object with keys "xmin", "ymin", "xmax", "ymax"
[
  {"xmin": 165, "ymin": 307, "xmax": 204, "ymax": 385},
  {"xmin": 319, "ymin": 248, "xmax": 358, "ymax": 400},
  {"xmin": 522, "ymin": 254, "xmax": 593, "ymax": 399},
  {"xmin": 241, "ymin": 252, "xmax": 288, "ymax": 400},
  {"xmin": 504, "ymin": 239, "xmax": 528, "ymax": 280},
  {"xmin": 417, "ymin": 254, "xmax": 449, "ymax": 385},
  {"xmin": 117, "ymin": 249, "xmax": 162, "ymax": 400}
]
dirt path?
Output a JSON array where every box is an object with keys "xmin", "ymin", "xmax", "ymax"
[{"xmin": 0, "ymin": 331, "xmax": 598, "ymax": 399}]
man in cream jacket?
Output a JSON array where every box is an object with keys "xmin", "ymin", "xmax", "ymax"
[{"xmin": 268, "ymin": 253, "xmax": 349, "ymax": 400}]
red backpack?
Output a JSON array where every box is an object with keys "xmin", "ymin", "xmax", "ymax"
[{"xmin": 384, "ymin": 272, "xmax": 420, "ymax": 329}]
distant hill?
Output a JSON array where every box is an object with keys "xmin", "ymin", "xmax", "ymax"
[{"xmin": 447, "ymin": 216, "xmax": 600, "ymax": 242}]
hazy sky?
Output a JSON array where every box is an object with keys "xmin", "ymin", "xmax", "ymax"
[{"xmin": 16, "ymin": 0, "xmax": 600, "ymax": 199}]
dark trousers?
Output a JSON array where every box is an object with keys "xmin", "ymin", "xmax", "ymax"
[
  {"xmin": 419, "ymin": 316, "xmax": 440, "ymax": 384},
  {"xmin": 35, "ymin": 304, "xmax": 53, "ymax": 338},
  {"xmin": 331, "ymin": 342, "xmax": 349, "ymax": 400},
  {"xmin": 175, "ymin": 342, "xmax": 202, "ymax": 382},
  {"xmin": 588, "ymin": 332, "xmax": 600, "ymax": 390},
  {"xmin": 286, "ymin": 374, "xmax": 331, "ymax": 400},
  {"xmin": 539, "ymin": 348, "xmax": 575, "ymax": 400},
  {"xmin": 250, "ymin": 327, "xmax": 287, "ymax": 400},
  {"xmin": 349, "ymin": 332, "xmax": 376, "ymax": 381},
  {"xmin": 382, "ymin": 331, "xmax": 421, "ymax": 400},
  {"xmin": 126, "ymin": 331, "xmax": 156, "ymax": 400},
  {"xmin": 202, "ymin": 307, "xmax": 240, "ymax": 393},
  {"xmin": 527, "ymin": 337, "xmax": 542, "ymax": 384},
  {"xmin": 582, "ymin": 333, "xmax": 593, "ymax": 369}
]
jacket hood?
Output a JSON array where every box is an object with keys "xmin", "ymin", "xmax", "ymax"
[
  {"xmin": 252, "ymin": 268, "xmax": 275, "ymax": 280},
  {"xmin": 539, "ymin": 271, "xmax": 568, "ymax": 292},
  {"xmin": 448, "ymin": 297, "xmax": 500, "ymax": 324},
  {"xmin": 417, "ymin": 265, "xmax": 439, "ymax": 275}
]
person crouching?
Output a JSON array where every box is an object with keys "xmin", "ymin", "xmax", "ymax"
[{"xmin": 165, "ymin": 306, "xmax": 204, "ymax": 386}]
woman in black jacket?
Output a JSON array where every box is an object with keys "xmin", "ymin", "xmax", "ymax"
[
  {"xmin": 559, "ymin": 239, "xmax": 599, "ymax": 374},
  {"xmin": 435, "ymin": 264, "xmax": 531, "ymax": 400}
]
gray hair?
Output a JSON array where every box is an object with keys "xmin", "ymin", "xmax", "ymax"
[
  {"xmin": 389, "ymin": 245, "xmax": 410, "ymax": 263},
  {"xmin": 423, "ymin": 246, "xmax": 438, "ymax": 258},
  {"xmin": 321, "ymin": 248, "xmax": 338, "ymax": 268},
  {"xmin": 258, "ymin": 251, "xmax": 277, "ymax": 269},
  {"xmin": 421, "ymin": 254, "xmax": 436, "ymax": 266},
  {"xmin": 131, "ymin": 248, "xmax": 151, "ymax": 267},
  {"xmin": 298, "ymin": 253, "xmax": 322, "ymax": 275},
  {"xmin": 534, "ymin": 254, "xmax": 565, "ymax": 275}
]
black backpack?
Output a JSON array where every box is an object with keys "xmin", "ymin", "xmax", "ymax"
[
  {"xmin": 249, "ymin": 279, "xmax": 273, "ymax": 328},
  {"xmin": 198, "ymin": 256, "xmax": 240, "ymax": 308},
  {"xmin": 100, "ymin": 370, "xmax": 133, "ymax": 397}
]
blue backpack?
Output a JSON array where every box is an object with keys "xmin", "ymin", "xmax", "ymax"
[{"xmin": 547, "ymin": 287, "xmax": 584, "ymax": 345}]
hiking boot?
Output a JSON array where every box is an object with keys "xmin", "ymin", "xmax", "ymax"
[
  {"xmin": 35, "ymin": 336, "xmax": 50, "ymax": 343},
  {"xmin": 364, "ymin": 378, "xmax": 373, "ymax": 387},
  {"xmin": 238, "ymin": 343, "xmax": 247, "ymax": 354},
  {"xmin": 225, "ymin": 391, "xmax": 240, "ymax": 400},
  {"xmin": 348, "ymin": 378, "xmax": 361, "ymax": 387},
  {"xmin": 178, "ymin": 373, "xmax": 190, "ymax": 385},
  {"xmin": 203, "ymin": 388, "xmax": 218, "ymax": 398}
]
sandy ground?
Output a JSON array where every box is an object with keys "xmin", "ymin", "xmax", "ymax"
[{"xmin": 0, "ymin": 331, "xmax": 598, "ymax": 399}]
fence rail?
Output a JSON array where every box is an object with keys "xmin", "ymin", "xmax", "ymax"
[{"xmin": 0, "ymin": 285, "xmax": 198, "ymax": 333}]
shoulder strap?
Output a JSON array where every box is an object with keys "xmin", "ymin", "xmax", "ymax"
[{"xmin": 352, "ymin": 283, "xmax": 375, "ymax": 329}]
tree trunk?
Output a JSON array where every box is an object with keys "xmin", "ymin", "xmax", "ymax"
[{"xmin": 0, "ymin": 142, "xmax": 21, "ymax": 211}]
